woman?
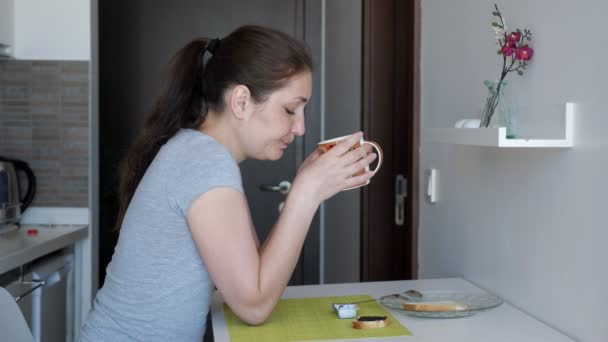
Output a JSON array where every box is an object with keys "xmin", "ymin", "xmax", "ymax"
[{"xmin": 79, "ymin": 25, "xmax": 376, "ymax": 341}]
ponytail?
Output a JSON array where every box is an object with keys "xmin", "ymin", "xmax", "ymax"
[
  {"xmin": 115, "ymin": 25, "xmax": 313, "ymax": 231},
  {"xmin": 115, "ymin": 38, "xmax": 212, "ymax": 231}
]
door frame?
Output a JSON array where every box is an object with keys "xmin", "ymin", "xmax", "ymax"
[
  {"xmin": 297, "ymin": 0, "xmax": 323, "ymax": 285},
  {"xmin": 360, "ymin": 0, "xmax": 420, "ymax": 281}
]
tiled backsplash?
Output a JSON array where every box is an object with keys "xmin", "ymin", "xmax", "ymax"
[{"xmin": 0, "ymin": 60, "xmax": 89, "ymax": 207}]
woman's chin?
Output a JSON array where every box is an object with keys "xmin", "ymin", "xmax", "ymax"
[
  {"xmin": 269, "ymin": 147, "xmax": 285, "ymax": 160},
  {"xmin": 255, "ymin": 145, "xmax": 287, "ymax": 161},
  {"xmin": 252, "ymin": 150, "xmax": 282, "ymax": 161},
  {"xmin": 270, "ymin": 150, "xmax": 284, "ymax": 160}
]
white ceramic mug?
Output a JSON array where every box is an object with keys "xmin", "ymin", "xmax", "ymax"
[{"xmin": 317, "ymin": 134, "xmax": 383, "ymax": 190}]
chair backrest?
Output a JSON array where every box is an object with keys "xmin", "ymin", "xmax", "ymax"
[{"xmin": 0, "ymin": 287, "xmax": 34, "ymax": 342}]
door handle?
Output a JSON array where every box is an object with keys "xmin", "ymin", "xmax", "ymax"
[
  {"xmin": 14, "ymin": 280, "xmax": 45, "ymax": 302},
  {"xmin": 259, "ymin": 180, "xmax": 291, "ymax": 195},
  {"xmin": 395, "ymin": 174, "xmax": 407, "ymax": 226}
]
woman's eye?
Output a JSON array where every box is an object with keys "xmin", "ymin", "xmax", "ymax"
[{"xmin": 285, "ymin": 108, "xmax": 296, "ymax": 115}]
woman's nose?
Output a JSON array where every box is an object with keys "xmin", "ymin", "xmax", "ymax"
[{"xmin": 292, "ymin": 115, "xmax": 305, "ymax": 136}]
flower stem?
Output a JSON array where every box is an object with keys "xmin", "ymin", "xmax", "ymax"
[{"xmin": 481, "ymin": 82, "xmax": 503, "ymax": 127}]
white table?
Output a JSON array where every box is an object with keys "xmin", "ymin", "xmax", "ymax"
[{"xmin": 211, "ymin": 277, "xmax": 574, "ymax": 341}]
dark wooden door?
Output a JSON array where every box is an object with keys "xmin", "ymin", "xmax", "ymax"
[
  {"xmin": 361, "ymin": 0, "xmax": 420, "ymax": 281},
  {"xmin": 98, "ymin": 0, "xmax": 322, "ymax": 287}
]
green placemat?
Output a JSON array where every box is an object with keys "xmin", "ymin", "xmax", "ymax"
[{"xmin": 223, "ymin": 295, "xmax": 412, "ymax": 342}]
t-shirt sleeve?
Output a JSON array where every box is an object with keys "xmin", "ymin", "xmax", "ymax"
[{"xmin": 166, "ymin": 147, "xmax": 243, "ymax": 218}]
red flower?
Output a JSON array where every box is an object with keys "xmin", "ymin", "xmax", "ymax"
[
  {"xmin": 507, "ymin": 31, "xmax": 522, "ymax": 44},
  {"xmin": 515, "ymin": 45, "xmax": 534, "ymax": 61},
  {"xmin": 501, "ymin": 45, "xmax": 515, "ymax": 56},
  {"xmin": 490, "ymin": 5, "xmax": 534, "ymax": 81}
]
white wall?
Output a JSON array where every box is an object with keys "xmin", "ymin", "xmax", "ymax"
[
  {"xmin": 420, "ymin": 1, "xmax": 607, "ymax": 341},
  {"xmin": 14, "ymin": 0, "xmax": 90, "ymax": 60}
]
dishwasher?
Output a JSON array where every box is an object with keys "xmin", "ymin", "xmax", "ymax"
[{"xmin": 2, "ymin": 252, "xmax": 74, "ymax": 342}]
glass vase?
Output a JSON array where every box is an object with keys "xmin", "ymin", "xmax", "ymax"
[{"xmin": 479, "ymin": 79, "xmax": 515, "ymax": 138}]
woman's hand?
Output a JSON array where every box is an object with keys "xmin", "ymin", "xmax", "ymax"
[{"xmin": 291, "ymin": 132, "xmax": 377, "ymax": 204}]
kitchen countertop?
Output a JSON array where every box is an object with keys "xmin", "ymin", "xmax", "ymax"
[
  {"xmin": 211, "ymin": 277, "xmax": 574, "ymax": 342},
  {"xmin": 0, "ymin": 224, "xmax": 88, "ymax": 274}
]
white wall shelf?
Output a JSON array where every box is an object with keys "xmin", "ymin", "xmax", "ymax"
[{"xmin": 426, "ymin": 102, "xmax": 575, "ymax": 148}]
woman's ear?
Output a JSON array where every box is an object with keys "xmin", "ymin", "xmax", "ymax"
[{"xmin": 229, "ymin": 85, "xmax": 252, "ymax": 120}]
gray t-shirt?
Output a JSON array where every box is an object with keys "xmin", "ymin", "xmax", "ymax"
[{"xmin": 79, "ymin": 129, "xmax": 243, "ymax": 341}]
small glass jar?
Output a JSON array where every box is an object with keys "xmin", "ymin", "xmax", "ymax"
[
  {"xmin": 332, "ymin": 304, "xmax": 358, "ymax": 319},
  {"xmin": 479, "ymin": 79, "xmax": 516, "ymax": 138}
]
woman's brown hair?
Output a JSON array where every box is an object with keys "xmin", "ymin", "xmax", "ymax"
[{"xmin": 115, "ymin": 25, "xmax": 313, "ymax": 231}]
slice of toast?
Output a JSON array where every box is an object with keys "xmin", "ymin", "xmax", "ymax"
[
  {"xmin": 402, "ymin": 301, "xmax": 468, "ymax": 312},
  {"xmin": 352, "ymin": 316, "xmax": 390, "ymax": 329}
]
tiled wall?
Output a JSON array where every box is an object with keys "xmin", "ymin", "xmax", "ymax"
[{"xmin": 0, "ymin": 60, "xmax": 89, "ymax": 207}]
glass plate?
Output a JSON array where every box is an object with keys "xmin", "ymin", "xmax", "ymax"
[{"xmin": 380, "ymin": 291, "xmax": 504, "ymax": 318}]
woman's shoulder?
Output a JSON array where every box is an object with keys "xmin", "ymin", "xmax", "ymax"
[
  {"xmin": 168, "ymin": 128, "xmax": 220, "ymax": 151},
  {"xmin": 162, "ymin": 130, "xmax": 244, "ymax": 212},
  {"xmin": 162, "ymin": 129, "xmax": 236, "ymax": 166}
]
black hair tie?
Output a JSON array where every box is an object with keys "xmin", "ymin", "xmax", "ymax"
[{"xmin": 205, "ymin": 38, "xmax": 221, "ymax": 55}]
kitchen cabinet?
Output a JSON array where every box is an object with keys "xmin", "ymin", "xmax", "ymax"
[
  {"xmin": 0, "ymin": 0, "xmax": 90, "ymax": 60},
  {"xmin": 0, "ymin": 224, "xmax": 87, "ymax": 341},
  {"xmin": 0, "ymin": 0, "xmax": 14, "ymax": 56},
  {"xmin": 2, "ymin": 253, "xmax": 74, "ymax": 342},
  {"xmin": 0, "ymin": 224, "xmax": 87, "ymax": 274}
]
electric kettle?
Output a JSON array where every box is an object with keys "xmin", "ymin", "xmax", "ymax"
[{"xmin": 0, "ymin": 156, "xmax": 36, "ymax": 225}]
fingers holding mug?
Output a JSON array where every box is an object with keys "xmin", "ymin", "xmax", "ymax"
[
  {"xmin": 341, "ymin": 144, "xmax": 372, "ymax": 167},
  {"xmin": 347, "ymin": 152, "xmax": 377, "ymax": 177},
  {"xmin": 362, "ymin": 141, "xmax": 383, "ymax": 174},
  {"xmin": 343, "ymin": 170, "xmax": 375, "ymax": 190},
  {"xmin": 316, "ymin": 133, "xmax": 384, "ymax": 191},
  {"xmin": 320, "ymin": 132, "xmax": 363, "ymax": 156}
]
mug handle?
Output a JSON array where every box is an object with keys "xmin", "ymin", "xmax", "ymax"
[{"xmin": 362, "ymin": 141, "xmax": 383, "ymax": 174}]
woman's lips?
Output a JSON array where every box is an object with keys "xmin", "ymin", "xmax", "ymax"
[{"xmin": 280, "ymin": 138, "xmax": 293, "ymax": 149}]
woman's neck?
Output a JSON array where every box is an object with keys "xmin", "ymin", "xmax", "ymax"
[{"xmin": 199, "ymin": 112, "xmax": 246, "ymax": 162}]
